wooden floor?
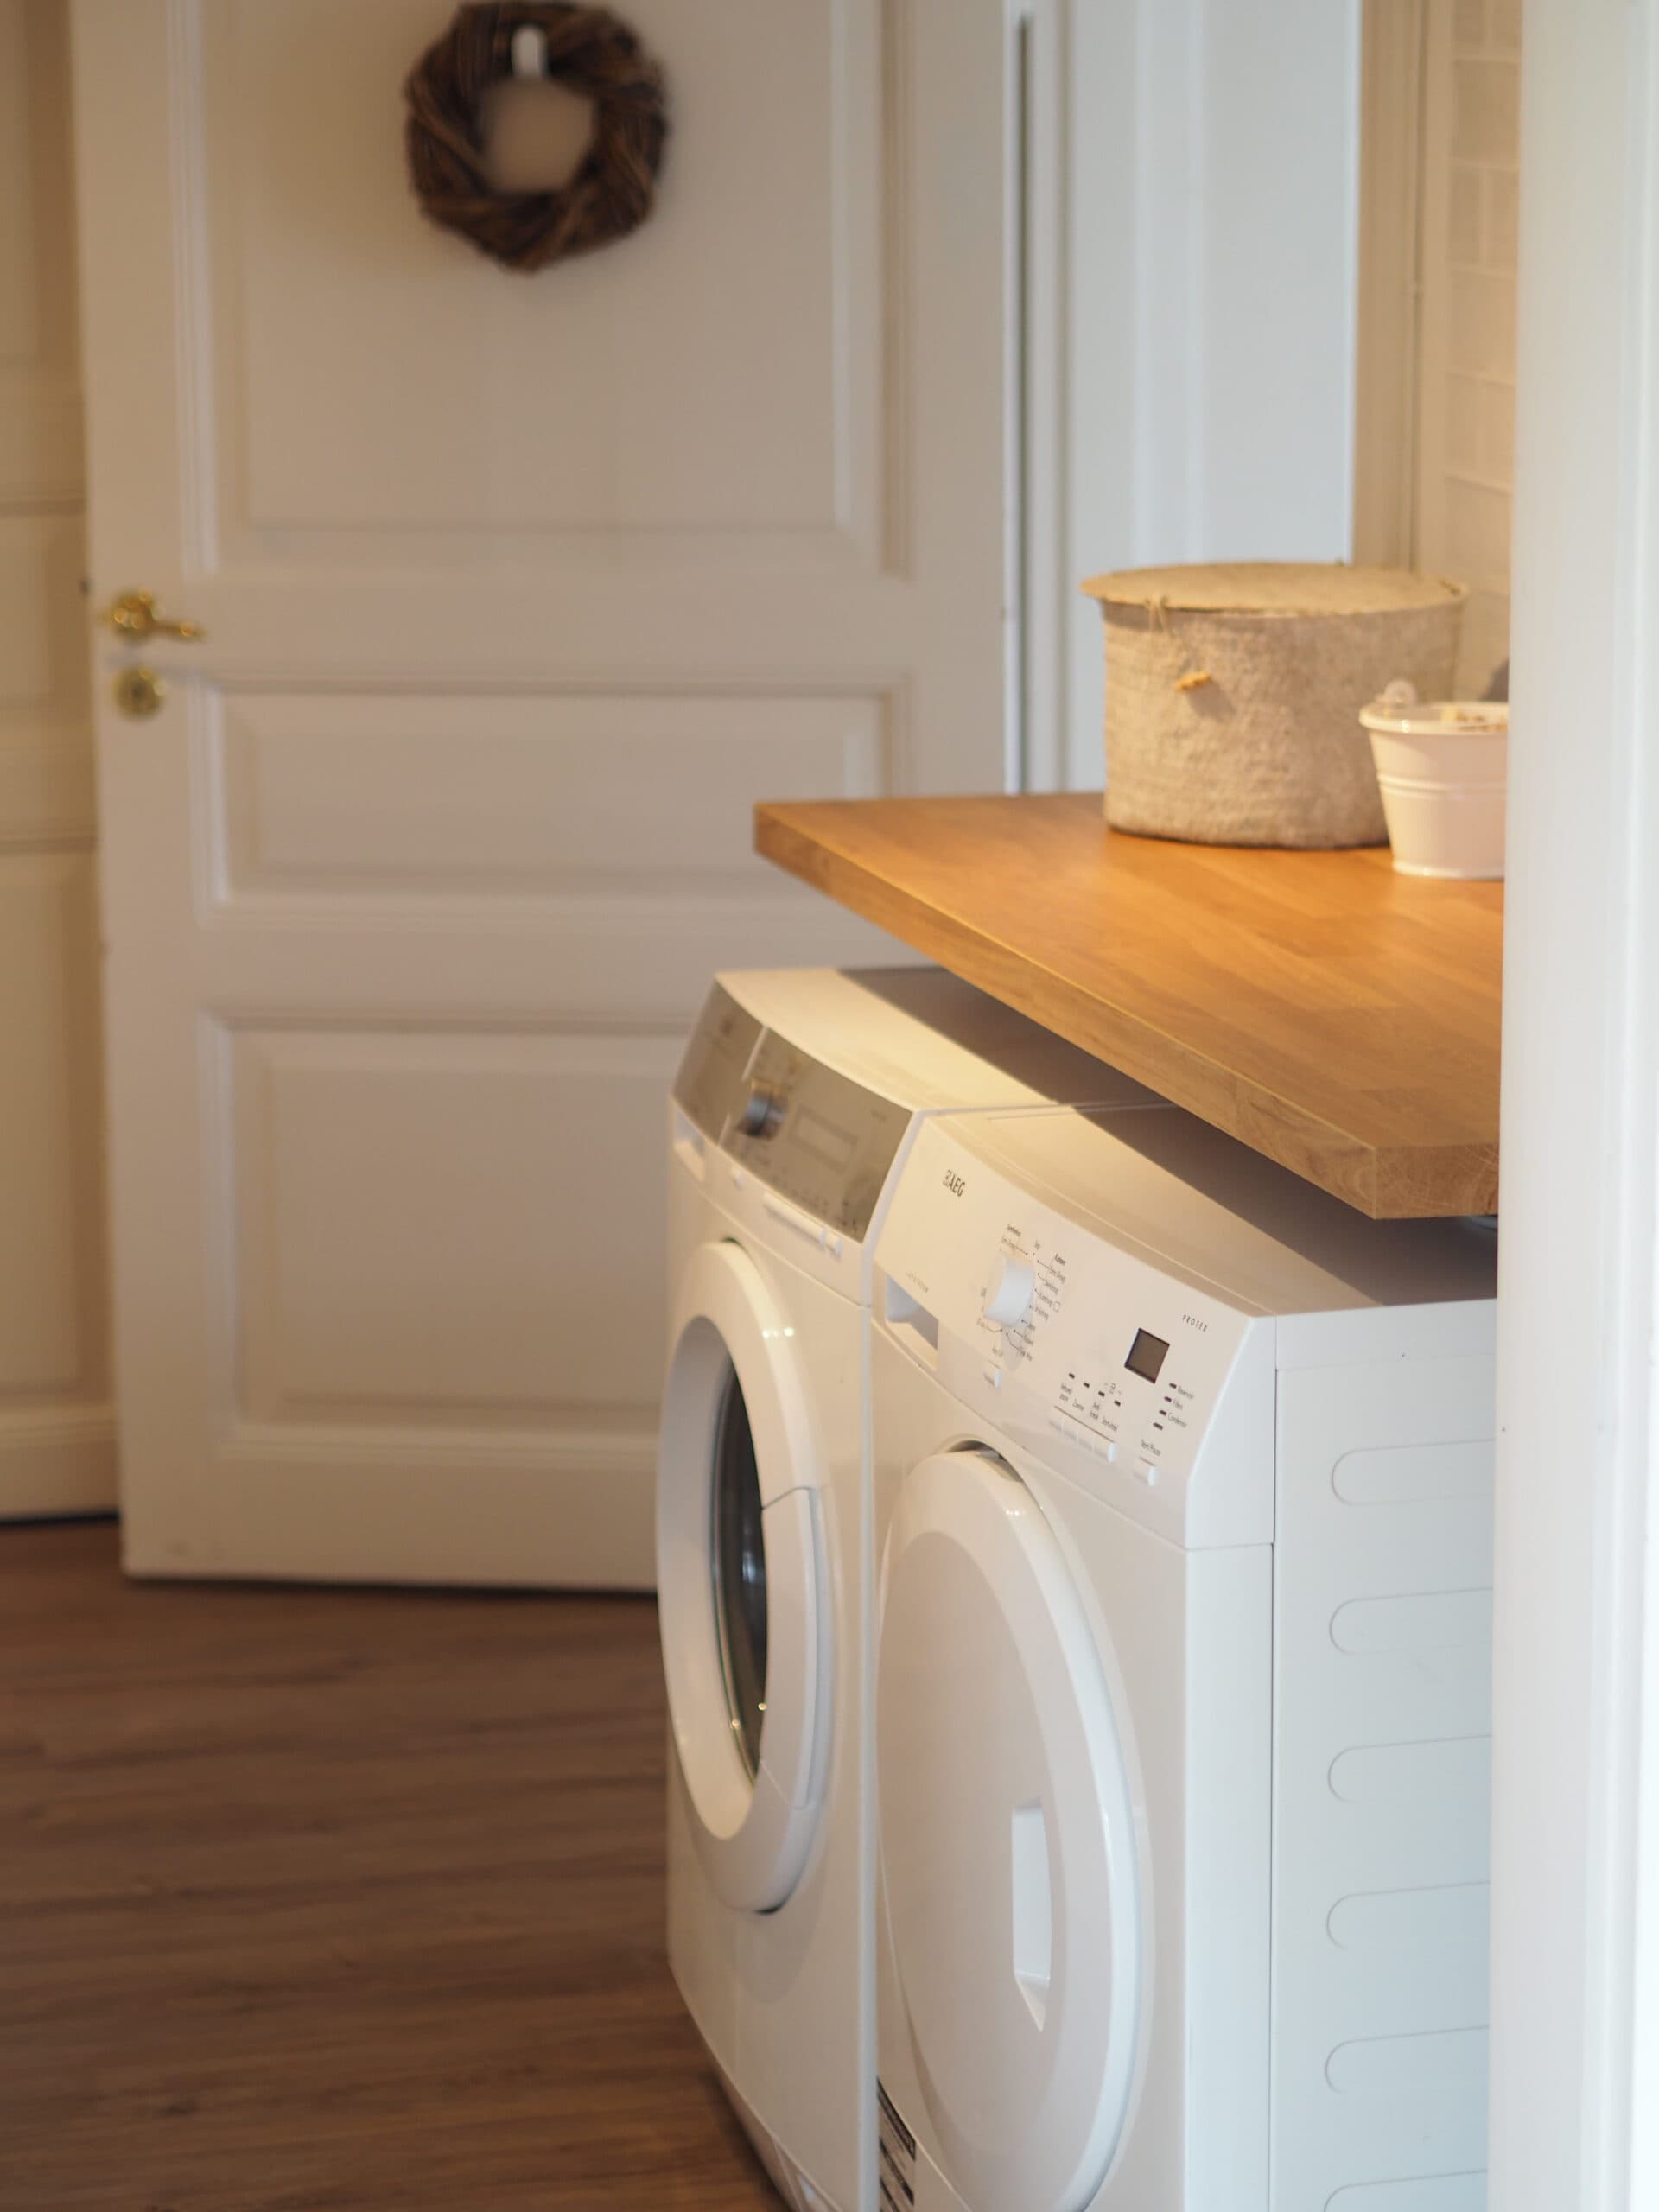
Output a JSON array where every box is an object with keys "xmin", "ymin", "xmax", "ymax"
[{"xmin": 0, "ymin": 1522, "xmax": 780, "ymax": 2211}]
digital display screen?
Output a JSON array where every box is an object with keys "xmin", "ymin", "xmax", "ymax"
[{"xmin": 1124, "ymin": 1328, "xmax": 1170, "ymax": 1384}]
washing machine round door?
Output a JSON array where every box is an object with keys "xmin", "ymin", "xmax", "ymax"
[
  {"xmin": 878, "ymin": 1450, "xmax": 1141, "ymax": 2212},
  {"xmin": 658, "ymin": 1239, "xmax": 829, "ymax": 1912}
]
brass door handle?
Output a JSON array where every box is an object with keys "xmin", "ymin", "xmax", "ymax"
[{"xmin": 104, "ymin": 589, "xmax": 205, "ymax": 643}]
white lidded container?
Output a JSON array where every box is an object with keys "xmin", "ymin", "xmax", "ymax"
[{"xmin": 1358, "ymin": 681, "xmax": 1509, "ymax": 878}]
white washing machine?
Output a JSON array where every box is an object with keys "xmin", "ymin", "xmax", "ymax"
[
  {"xmin": 656, "ymin": 970, "xmax": 1159, "ymax": 2212},
  {"xmin": 870, "ymin": 1103, "xmax": 1500, "ymax": 2212}
]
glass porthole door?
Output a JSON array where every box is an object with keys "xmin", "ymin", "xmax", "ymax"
[
  {"xmin": 710, "ymin": 1370, "xmax": 768, "ymax": 1778},
  {"xmin": 658, "ymin": 1240, "xmax": 830, "ymax": 1911}
]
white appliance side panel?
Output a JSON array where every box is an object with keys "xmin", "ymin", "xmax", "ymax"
[
  {"xmin": 1270, "ymin": 1355, "xmax": 1497, "ymax": 2209},
  {"xmin": 1277, "ymin": 1294, "xmax": 1498, "ymax": 1373}
]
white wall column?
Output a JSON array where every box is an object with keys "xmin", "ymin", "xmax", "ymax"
[
  {"xmin": 1493, "ymin": 1, "xmax": 1659, "ymax": 2203},
  {"xmin": 1031, "ymin": 0, "xmax": 1361, "ymax": 788}
]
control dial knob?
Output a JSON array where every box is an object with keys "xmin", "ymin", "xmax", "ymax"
[
  {"xmin": 982, "ymin": 1253, "xmax": 1036, "ymax": 1327},
  {"xmin": 738, "ymin": 1083, "xmax": 786, "ymax": 1139}
]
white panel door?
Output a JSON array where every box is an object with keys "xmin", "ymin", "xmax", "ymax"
[
  {"xmin": 68, "ymin": 0, "xmax": 1012, "ymax": 1585},
  {"xmin": 0, "ymin": 0, "xmax": 114, "ymax": 1520}
]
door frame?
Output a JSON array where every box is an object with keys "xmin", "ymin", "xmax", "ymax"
[{"xmin": 1492, "ymin": 1, "xmax": 1659, "ymax": 2203}]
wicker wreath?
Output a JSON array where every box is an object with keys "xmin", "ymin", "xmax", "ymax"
[{"xmin": 404, "ymin": 3, "xmax": 669, "ymax": 272}]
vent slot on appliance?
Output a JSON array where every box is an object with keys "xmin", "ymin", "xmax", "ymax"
[
  {"xmin": 885, "ymin": 1279, "xmax": 940, "ymax": 1366},
  {"xmin": 671, "ymin": 1109, "xmax": 708, "ymax": 1180}
]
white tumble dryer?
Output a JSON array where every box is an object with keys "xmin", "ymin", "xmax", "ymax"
[
  {"xmin": 656, "ymin": 970, "xmax": 1157, "ymax": 2212},
  {"xmin": 870, "ymin": 1103, "xmax": 1500, "ymax": 2212}
]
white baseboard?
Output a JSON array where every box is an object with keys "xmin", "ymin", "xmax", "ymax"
[
  {"xmin": 0, "ymin": 1404, "xmax": 118, "ymax": 1520},
  {"xmin": 119, "ymin": 1421, "xmax": 658, "ymax": 1590}
]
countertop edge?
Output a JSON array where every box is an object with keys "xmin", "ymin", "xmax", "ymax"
[{"xmin": 753, "ymin": 801, "xmax": 1501, "ymax": 1222}]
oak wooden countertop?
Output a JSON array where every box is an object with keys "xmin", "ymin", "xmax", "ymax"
[{"xmin": 754, "ymin": 793, "xmax": 1502, "ymax": 1219}]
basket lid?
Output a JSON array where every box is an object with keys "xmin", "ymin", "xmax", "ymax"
[{"xmin": 1079, "ymin": 562, "xmax": 1466, "ymax": 616}]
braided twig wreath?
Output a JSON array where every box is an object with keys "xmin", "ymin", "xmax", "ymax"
[{"xmin": 404, "ymin": 3, "xmax": 669, "ymax": 272}]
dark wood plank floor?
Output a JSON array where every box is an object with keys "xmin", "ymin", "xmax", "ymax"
[{"xmin": 0, "ymin": 1522, "xmax": 779, "ymax": 2210}]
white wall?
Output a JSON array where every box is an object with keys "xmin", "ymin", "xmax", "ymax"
[
  {"xmin": 1027, "ymin": 0, "xmax": 1362, "ymax": 789},
  {"xmin": 1493, "ymin": 0, "xmax": 1659, "ymax": 2202},
  {"xmin": 0, "ymin": 0, "xmax": 112, "ymax": 1518}
]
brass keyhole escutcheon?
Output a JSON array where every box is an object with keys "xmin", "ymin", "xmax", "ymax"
[{"xmin": 114, "ymin": 665, "xmax": 166, "ymax": 719}]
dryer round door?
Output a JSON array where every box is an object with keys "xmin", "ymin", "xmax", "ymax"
[
  {"xmin": 878, "ymin": 1450, "xmax": 1142, "ymax": 2212},
  {"xmin": 658, "ymin": 1239, "xmax": 830, "ymax": 1912}
]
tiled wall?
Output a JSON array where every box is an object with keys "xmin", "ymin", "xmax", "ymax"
[{"xmin": 1421, "ymin": 0, "xmax": 1522, "ymax": 693}]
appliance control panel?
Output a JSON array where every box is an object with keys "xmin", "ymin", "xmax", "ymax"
[
  {"xmin": 673, "ymin": 983, "xmax": 762, "ymax": 1140},
  {"xmin": 874, "ymin": 1118, "xmax": 1274, "ymax": 1546},
  {"xmin": 671, "ymin": 985, "xmax": 912, "ymax": 1241}
]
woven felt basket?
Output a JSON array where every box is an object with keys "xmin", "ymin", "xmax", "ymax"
[{"xmin": 1080, "ymin": 563, "xmax": 1467, "ymax": 849}]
